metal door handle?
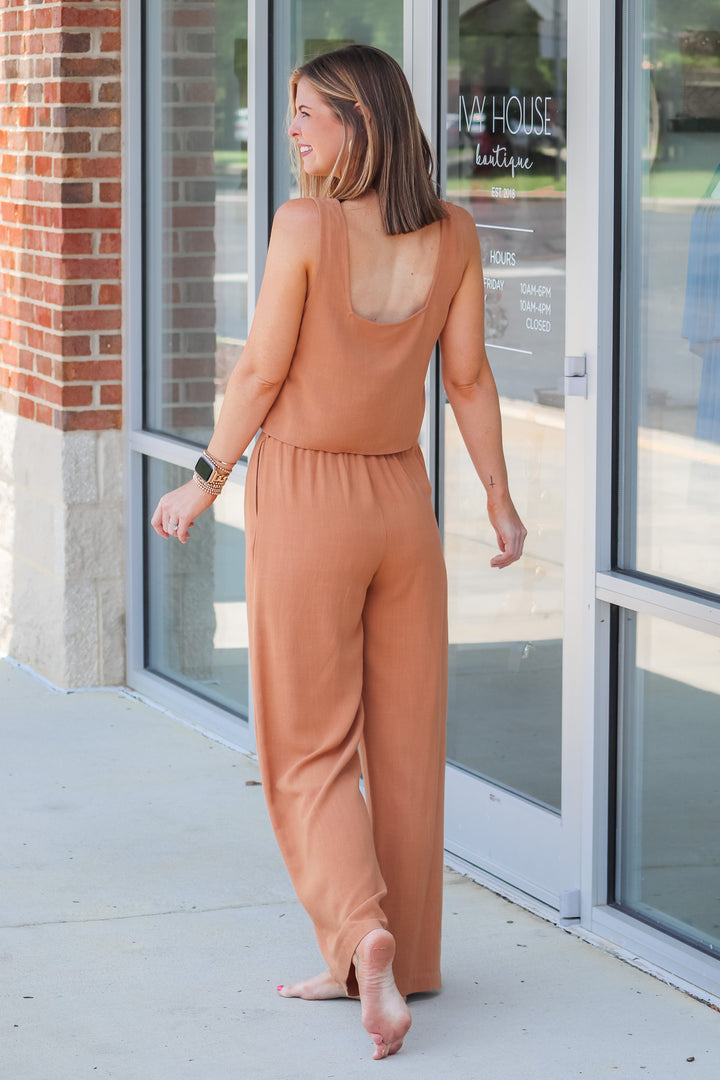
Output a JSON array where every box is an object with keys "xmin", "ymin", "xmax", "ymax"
[{"xmin": 564, "ymin": 354, "xmax": 588, "ymax": 397}]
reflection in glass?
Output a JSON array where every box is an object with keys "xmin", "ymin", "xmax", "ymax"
[
  {"xmin": 620, "ymin": 9, "xmax": 720, "ymax": 595},
  {"xmin": 617, "ymin": 613, "xmax": 720, "ymax": 957},
  {"xmin": 272, "ymin": 0, "xmax": 403, "ymax": 209},
  {"xmin": 145, "ymin": 0, "xmax": 249, "ymax": 444},
  {"xmin": 146, "ymin": 458, "xmax": 249, "ymax": 718},
  {"xmin": 444, "ymin": 0, "xmax": 567, "ymax": 810}
]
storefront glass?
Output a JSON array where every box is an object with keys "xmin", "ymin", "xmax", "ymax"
[
  {"xmin": 142, "ymin": 0, "xmax": 251, "ymax": 717},
  {"xmin": 443, "ymin": 0, "xmax": 567, "ymax": 811},
  {"xmin": 271, "ymin": 0, "xmax": 403, "ymax": 210},
  {"xmin": 617, "ymin": 613, "xmax": 720, "ymax": 956},
  {"xmin": 619, "ymin": 4, "xmax": 720, "ymax": 595},
  {"xmin": 145, "ymin": 458, "xmax": 250, "ymax": 716},
  {"xmin": 144, "ymin": 0, "xmax": 250, "ymax": 446},
  {"xmin": 617, "ymin": 0, "xmax": 720, "ymax": 958}
]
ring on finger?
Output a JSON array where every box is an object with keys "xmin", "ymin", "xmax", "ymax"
[{"xmin": 168, "ymin": 521, "xmax": 179, "ymax": 532}]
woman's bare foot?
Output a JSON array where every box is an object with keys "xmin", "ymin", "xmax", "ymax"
[
  {"xmin": 277, "ymin": 970, "xmax": 348, "ymax": 1000},
  {"xmin": 354, "ymin": 929, "xmax": 411, "ymax": 1060}
]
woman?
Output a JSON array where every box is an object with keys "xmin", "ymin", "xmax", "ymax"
[{"xmin": 152, "ymin": 44, "xmax": 526, "ymax": 1060}]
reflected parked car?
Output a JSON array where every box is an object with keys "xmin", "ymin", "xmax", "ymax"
[{"xmin": 446, "ymin": 109, "xmax": 485, "ymax": 150}]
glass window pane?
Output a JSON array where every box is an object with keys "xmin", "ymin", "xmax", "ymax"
[
  {"xmin": 144, "ymin": 0, "xmax": 249, "ymax": 444},
  {"xmin": 272, "ymin": 0, "xmax": 404, "ymax": 210},
  {"xmin": 617, "ymin": 612, "xmax": 720, "ymax": 956},
  {"xmin": 145, "ymin": 458, "xmax": 250, "ymax": 718},
  {"xmin": 444, "ymin": 0, "xmax": 567, "ymax": 811},
  {"xmin": 619, "ymin": 6, "xmax": 720, "ymax": 595}
]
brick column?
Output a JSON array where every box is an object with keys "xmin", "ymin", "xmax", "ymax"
[
  {"xmin": 0, "ymin": 0, "xmax": 122, "ymax": 429},
  {"xmin": 0, "ymin": 0, "xmax": 125, "ymax": 687}
]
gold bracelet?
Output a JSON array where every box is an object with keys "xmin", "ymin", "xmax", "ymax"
[
  {"xmin": 204, "ymin": 449, "xmax": 234, "ymax": 475},
  {"xmin": 192, "ymin": 471, "xmax": 227, "ymax": 495}
]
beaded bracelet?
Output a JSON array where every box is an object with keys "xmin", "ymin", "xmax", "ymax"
[{"xmin": 192, "ymin": 472, "xmax": 227, "ymax": 495}]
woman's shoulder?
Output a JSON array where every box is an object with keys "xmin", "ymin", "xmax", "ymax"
[
  {"xmin": 440, "ymin": 199, "xmax": 476, "ymax": 234},
  {"xmin": 439, "ymin": 200, "xmax": 477, "ymax": 270},
  {"xmin": 269, "ymin": 199, "xmax": 323, "ymax": 266},
  {"xmin": 272, "ymin": 197, "xmax": 322, "ymax": 233}
]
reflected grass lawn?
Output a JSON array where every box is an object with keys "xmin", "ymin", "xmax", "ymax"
[
  {"xmin": 446, "ymin": 174, "xmax": 566, "ymax": 197},
  {"xmin": 647, "ymin": 167, "xmax": 719, "ymax": 200},
  {"xmin": 446, "ymin": 169, "xmax": 716, "ymax": 201},
  {"xmin": 214, "ymin": 150, "xmax": 249, "ymax": 166}
]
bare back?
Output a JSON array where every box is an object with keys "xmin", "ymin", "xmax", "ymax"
[
  {"xmin": 260, "ymin": 195, "xmax": 467, "ymax": 455},
  {"xmin": 339, "ymin": 195, "xmax": 442, "ymax": 324}
]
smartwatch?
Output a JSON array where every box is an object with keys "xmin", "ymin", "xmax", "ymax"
[{"xmin": 194, "ymin": 454, "xmax": 224, "ymax": 485}]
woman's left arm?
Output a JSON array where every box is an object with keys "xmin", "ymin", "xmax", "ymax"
[
  {"xmin": 439, "ymin": 209, "xmax": 527, "ymax": 568},
  {"xmin": 151, "ymin": 199, "xmax": 314, "ymax": 543}
]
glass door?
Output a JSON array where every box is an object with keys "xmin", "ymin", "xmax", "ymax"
[{"xmin": 441, "ymin": 0, "xmax": 573, "ymax": 908}]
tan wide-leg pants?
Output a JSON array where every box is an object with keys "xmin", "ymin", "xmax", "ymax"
[{"xmin": 245, "ymin": 433, "xmax": 448, "ymax": 997}]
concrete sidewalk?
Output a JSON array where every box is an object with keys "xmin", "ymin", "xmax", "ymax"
[{"xmin": 1, "ymin": 659, "xmax": 717, "ymax": 1080}]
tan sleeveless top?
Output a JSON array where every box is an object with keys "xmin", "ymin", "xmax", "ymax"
[{"xmin": 261, "ymin": 196, "xmax": 467, "ymax": 455}]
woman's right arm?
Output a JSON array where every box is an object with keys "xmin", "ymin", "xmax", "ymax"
[{"xmin": 150, "ymin": 199, "xmax": 316, "ymax": 542}]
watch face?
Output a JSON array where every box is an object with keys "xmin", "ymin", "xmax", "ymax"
[{"xmin": 195, "ymin": 456, "xmax": 213, "ymax": 482}]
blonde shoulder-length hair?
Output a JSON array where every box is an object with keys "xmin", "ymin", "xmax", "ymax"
[{"xmin": 289, "ymin": 44, "xmax": 447, "ymax": 236}]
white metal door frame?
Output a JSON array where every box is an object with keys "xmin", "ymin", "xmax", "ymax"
[
  {"xmin": 436, "ymin": 0, "xmax": 602, "ymax": 914},
  {"xmin": 564, "ymin": 0, "xmax": 617, "ymax": 923}
]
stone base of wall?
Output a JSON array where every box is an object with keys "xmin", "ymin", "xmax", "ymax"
[{"xmin": 0, "ymin": 412, "xmax": 126, "ymax": 688}]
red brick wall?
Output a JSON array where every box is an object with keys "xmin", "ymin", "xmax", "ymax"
[{"xmin": 0, "ymin": 0, "xmax": 122, "ymax": 432}]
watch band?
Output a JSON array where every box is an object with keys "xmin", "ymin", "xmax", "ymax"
[
  {"xmin": 193, "ymin": 471, "xmax": 225, "ymax": 495},
  {"xmin": 193, "ymin": 452, "xmax": 232, "ymax": 495}
]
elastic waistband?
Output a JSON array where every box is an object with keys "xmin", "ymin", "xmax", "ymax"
[{"xmin": 259, "ymin": 429, "xmax": 419, "ymax": 459}]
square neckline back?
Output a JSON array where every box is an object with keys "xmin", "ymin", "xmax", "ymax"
[{"xmin": 332, "ymin": 198, "xmax": 446, "ymax": 328}]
